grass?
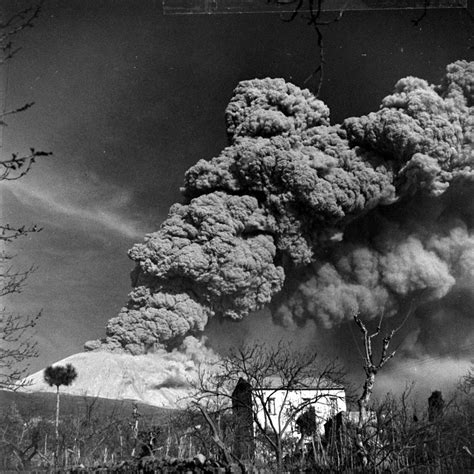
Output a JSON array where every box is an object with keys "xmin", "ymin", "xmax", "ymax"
[{"xmin": 0, "ymin": 389, "xmax": 179, "ymax": 423}]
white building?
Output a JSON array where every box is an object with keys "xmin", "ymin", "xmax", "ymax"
[
  {"xmin": 253, "ymin": 375, "xmax": 346, "ymax": 438},
  {"xmin": 232, "ymin": 374, "xmax": 347, "ymax": 457}
]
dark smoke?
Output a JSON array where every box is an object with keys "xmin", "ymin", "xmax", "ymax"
[{"xmin": 85, "ymin": 61, "xmax": 473, "ymax": 355}]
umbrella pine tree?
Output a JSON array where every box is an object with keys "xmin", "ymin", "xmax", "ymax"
[{"xmin": 43, "ymin": 363, "xmax": 78, "ymax": 466}]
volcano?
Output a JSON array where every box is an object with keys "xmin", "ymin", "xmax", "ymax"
[{"xmin": 20, "ymin": 347, "xmax": 204, "ymax": 408}]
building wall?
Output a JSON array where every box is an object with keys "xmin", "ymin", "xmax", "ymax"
[{"xmin": 253, "ymin": 388, "xmax": 346, "ymax": 437}]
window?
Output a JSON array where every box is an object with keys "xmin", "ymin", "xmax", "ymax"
[
  {"xmin": 328, "ymin": 396, "xmax": 338, "ymax": 416},
  {"xmin": 267, "ymin": 397, "xmax": 276, "ymax": 415}
]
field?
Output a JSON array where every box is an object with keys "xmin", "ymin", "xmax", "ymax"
[
  {"xmin": 1, "ymin": 384, "xmax": 473, "ymax": 473},
  {"xmin": 0, "ymin": 389, "xmax": 194, "ymax": 472},
  {"xmin": 0, "ymin": 389, "xmax": 175, "ymax": 422}
]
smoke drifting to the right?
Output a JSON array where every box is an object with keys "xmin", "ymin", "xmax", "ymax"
[
  {"xmin": 267, "ymin": 60, "xmax": 474, "ymax": 392},
  {"xmin": 86, "ymin": 61, "xmax": 473, "ymax": 391}
]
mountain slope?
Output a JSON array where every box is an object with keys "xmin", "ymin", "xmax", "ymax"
[
  {"xmin": 0, "ymin": 389, "xmax": 177, "ymax": 422},
  {"xmin": 20, "ymin": 350, "xmax": 197, "ymax": 408}
]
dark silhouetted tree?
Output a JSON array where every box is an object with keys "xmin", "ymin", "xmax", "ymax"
[
  {"xmin": 353, "ymin": 305, "xmax": 413, "ymax": 468},
  {"xmin": 43, "ymin": 363, "xmax": 78, "ymax": 466}
]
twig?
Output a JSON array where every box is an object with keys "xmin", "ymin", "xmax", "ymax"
[
  {"xmin": 412, "ymin": 0, "xmax": 430, "ymax": 26},
  {"xmin": 272, "ymin": 0, "xmax": 347, "ymax": 97}
]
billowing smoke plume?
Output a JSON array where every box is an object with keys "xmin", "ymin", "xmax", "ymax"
[{"xmin": 85, "ymin": 61, "xmax": 473, "ymax": 355}]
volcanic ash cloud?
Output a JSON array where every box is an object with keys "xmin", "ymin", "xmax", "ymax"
[{"xmin": 85, "ymin": 61, "xmax": 473, "ymax": 355}]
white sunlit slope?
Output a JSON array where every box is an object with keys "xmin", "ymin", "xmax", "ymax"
[{"xmin": 20, "ymin": 350, "xmax": 199, "ymax": 408}]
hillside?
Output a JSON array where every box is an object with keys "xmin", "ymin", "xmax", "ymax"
[
  {"xmin": 18, "ymin": 350, "xmax": 198, "ymax": 408},
  {"xmin": 0, "ymin": 389, "xmax": 178, "ymax": 423}
]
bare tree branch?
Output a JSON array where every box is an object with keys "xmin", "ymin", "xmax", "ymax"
[
  {"xmin": 411, "ymin": 0, "xmax": 430, "ymax": 26},
  {"xmin": 270, "ymin": 0, "xmax": 347, "ymax": 97},
  {"xmin": 353, "ymin": 307, "xmax": 411, "ymax": 467},
  {"xmin": 0, "ymin": 224, "xmax": 42, "ymax": 242},
  {"xmin": 0, "ymin": 3, "xmax": 47, "ymax": 391},
  {"xmin": 0, "ymin": 150, "xmax": 52, "ymax": 181},
  {"xmin": 192, "ymin": 340, "xmax": 347, "ymax": 469},
  {"xmin": 0, "ymin": 4, "xmax": 41, "ymax": 64}
]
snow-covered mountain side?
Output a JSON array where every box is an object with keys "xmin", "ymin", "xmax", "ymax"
[{"xmin": 21, "ymin": 346, "xmax": 211, "ymax": 408}]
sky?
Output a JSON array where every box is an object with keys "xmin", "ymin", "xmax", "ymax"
[{"xmin": 2, "ymin": 0, "xmax": 473, "ymax": 401}]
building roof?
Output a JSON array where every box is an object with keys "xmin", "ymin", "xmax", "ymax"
[{"xmin": 254, "ymin": 375, "xmax": 345, "ymax": 390}]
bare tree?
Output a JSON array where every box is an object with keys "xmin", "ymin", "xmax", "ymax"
[
  {"xmin": 0, "ymin": 2, "xmax": 51, "ymax": 390},
  {"xmin": 0, "ymin": 306, "xmax": 41, "ymax": 390},
  {"xmin": 0, "ymin": 3, "xmax": 51, "ymax": 180},
  {"xmin": 193, "ymin": 341, "xmax": 347, "ymax": 471},
  {"xmin": 363, "ymin": 378, "xmax": 474, "ymax": 472},
  {"xmin": 352, "ymin": 307, "xmax": 412, "ymax": 468}
]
